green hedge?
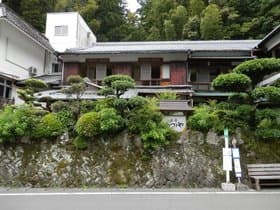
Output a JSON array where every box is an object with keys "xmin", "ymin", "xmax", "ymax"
[
  {"xmin": 76, "ymin": 112, "xmax": 101, "ymax": 138},
  {"xmin": 0, "ymin": 105, "xmax": 42, "ymax": 142},
  {"xmin": 255, "ymin": 109, "xmax": 280, "ymax": 141},
  {"xmin": 233, "ymin": 58, "xmax": 280, "ymax": 85},
  {"xmin": 34, "ymin": 113, "xmax": 64, "ymax": 140},
  {"xmin": 212, "ymin": 73, "xmax": 251, "ymax": 92},
  {"xmin": 251, "ymin": 86, "xmax": 280, "ymax": 104}
]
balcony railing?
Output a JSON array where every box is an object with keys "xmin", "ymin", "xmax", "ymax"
[
  {"xmin": 188, "ymin": 82, "xmax": 212, "ymax": 91},
  {"xmin": 136, "ymin": 79, "xmax": 162, "ymax": 86}
]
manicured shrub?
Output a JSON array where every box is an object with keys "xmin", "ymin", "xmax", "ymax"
[
  {"xmin": 141, "ymin": 122, "xmax": 171, "ymax": 151},
  {"xmin": 212, "ymin": 73, "xmax": 251, "ymax": 92},
  {"xmin": 228, "ymin": 93, "xmax": 251, "ymax": 104},
  {"xmin": 57, "ymin": 110, "xmax": 76, "ymax": 130},
  {"xmin": 127, "ymin": 104, "xmax": 163, "ymax": 134},
  {"xmin": 66, "ymin": 75, "xmax": 84, "ymax": 84},
  {"xmin": 255, "ymin": 109, "xmax": 280, "ymax": 141},
  {"xmin": 33, "ymin": 113, "xmax": 64, "ymax": 140},
  {"xmin": 76, "ymin": 112, "xmax": 101, "ymax": 138},
  {"xmin": 99, "ymin": 108, "xmax": 124, "ymax": 133},
  {"xmin": 94, "ymin": 98, "xmax": 114, "ymax": 112},
  {"xmin": 100, "ymin": 74, "xmax": 135, "ymax": 98},
  {"xmin": 127, "ymin": 96, "xmax": 148, "ymax": 110},
  {"xmin": 187, "ymin": 105, "xmax": 218, "ymax": 134},
  {"xmin": 80, "ymin": 100, "xmax": 96, "ymax": 114},
  {"xmin": 0, "ymin": 105, "xmax": 42, "ymax": 142},
  {"xmin": 156, "ymin": 92, "xmax": 177, "ymax": 100},
  {"xmin": 255, "ymin": 108, "xmax": 280, "ymax": 122},
  {"xmin": 112, "ymin": 98, "xmax": 128, "ymax": 113},
  {"xmin": 233, "ymin": 58, "xmax": 280, "ymax": 85},
  {"xmin": 51, "ymin": 101, "xmax": 69, "ymax": 113},
  {"xmin": 251, "ymin": 86, "xmax": 280, "ymax": 104},
  {"xmin": 73, "ymin": 136, "xmax": 88, "ymax": 150},
  {"xmin": 255, "ymin": 128, "xmax": 280, "ymax": 140},
  {"xmin": 235, "ymin": 105, "xmax": 255, "ymax": 126}
]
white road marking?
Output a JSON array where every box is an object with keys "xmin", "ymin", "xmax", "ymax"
[{"xmin": 0, "ymin": 191, "xmax": 279, "ymax": 196}]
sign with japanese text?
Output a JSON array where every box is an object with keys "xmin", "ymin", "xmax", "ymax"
[{"xmin": 164, "ymin": 116, "xmax": 186, "ymax": 132}]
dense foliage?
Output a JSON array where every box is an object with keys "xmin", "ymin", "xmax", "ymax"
[
  {"xmin": 255, "ymin": 109, "xmax": 280, "ymax": 141},
  {"xmin": 251, "ymin": 86, "xmax": 280, "ymax": 104},
  {"xmin": 0, "ymin": 105, "xmax": 43, "ymax": 143},
  {"xmin": 33, "ymin": 113, "xmax": 64, "ymax": 140},
  {"xmin": 99, "ymin": 74, "xmax": 135, "ymax": 98},
  {"xmin": 200, "ymin": 58, "xmax": 280, "ymax": 141},
  {"xmin": 3, "ymin": 0, "xmax": 280, "ymax": 41},
  {"xmin": 187, "ymin": 102, "xmax": 255, "ymax": 135},
  {"xmin": 212, "ymin": 73, "xmax": 251, "ymax": 92},
  {"xmin": 233, "ymin": 58, "xmax": 280, "ymax": 86},
  {"xmin": 17, "ymin": 78, "xmax": 48, "ymax": 106}
]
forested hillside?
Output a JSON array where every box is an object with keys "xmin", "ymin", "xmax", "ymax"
[{"xmin": 3, "ymin": 0, "xmax": 280, "ymax": 41}]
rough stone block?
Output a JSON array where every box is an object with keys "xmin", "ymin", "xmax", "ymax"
[{"xmin": 221, "ymin": 182, "xmax": 236, "ymax": 191}]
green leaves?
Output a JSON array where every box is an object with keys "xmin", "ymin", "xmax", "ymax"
[
  {"xmin": 100, "ymin": 74, "xmax": 135, "ymax": 98},
  {"xmin": 200, "ymin": 4, "xmax": 223, "ymax": 39},
  {"xmin": 251, "ymin": 86, "xmax": 280, "ymax": 104},
  {"xmin": 212, "ymin": 73, "xmax": 251, "ymax": 92},
  {"xmin": 233, "ymin": 58, "xmax": 280, "ymax": 86}
]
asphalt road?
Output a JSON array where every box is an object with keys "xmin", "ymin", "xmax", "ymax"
[{"xmin": 0, "ymin": 190, "xmax": 279, "ymax": 210}]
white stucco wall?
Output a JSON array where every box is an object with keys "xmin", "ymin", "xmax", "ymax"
[
  {"xmin": 45, "ymin": 12, "xmax": 96, "ymax": 52},
  {"xmin": 77, "ymin": 14, "xmax": 96, "ymax": 48},
  {"xmin": 0, "ymin": 20, "xmax": 49, "ymax": 80},
  {"xmin": 45, "ymin": 12, "xmax": 78, "ymax": 52}
]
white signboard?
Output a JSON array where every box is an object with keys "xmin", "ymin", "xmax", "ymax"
[
  {"xmin": 164, "ymin": 116, "xmax": 186, "ymax": 132},
  {"xmin": 232, "ymin": 148, "xmax": 240, "ymax": 159},
  {"xmin": 223, "ymin": 148, "xmax": 232, "ymax": 171},
  {"xmin": 232, "ymin": 148, "xmax": 242, "ymax": 178}
]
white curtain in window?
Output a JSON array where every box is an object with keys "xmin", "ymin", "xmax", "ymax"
[
  {"xmin": 161, "ymin": 64, "xmax": 170, "ymax": 79},
  {"xmin": 96, "ymin": 64, "xmax": 107, "ymax": 80},
  {"xmin": 140, "ymin": 64, "xmax": 151, "ymax": 80}
]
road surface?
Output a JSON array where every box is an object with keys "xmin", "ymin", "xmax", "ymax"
[{"xmin": 0, "ymin": 190, "xmax": 279, "ymax": 210}]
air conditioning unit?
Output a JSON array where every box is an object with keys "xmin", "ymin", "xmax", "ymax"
[{"xmin": 28, "ymin": 66, "xmax": 37, "ymax": 76}]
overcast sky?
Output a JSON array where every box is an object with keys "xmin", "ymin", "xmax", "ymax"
[{"xmin": 126, "ymin": 0, "xmax": 140, "ymax": 13}]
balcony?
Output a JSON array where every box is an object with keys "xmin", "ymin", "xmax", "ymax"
[{"xmin": 188, "ymin": 82, "xmax": 212, "ymax": 91}]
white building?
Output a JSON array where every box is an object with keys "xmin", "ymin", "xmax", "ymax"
[
  {"xmin": 45, "ymin": 12, "xmax": 96, "ymax": 52},
  {"xmin": 0, "ymin": 3, "xmax": 57, "ymax": 104}
]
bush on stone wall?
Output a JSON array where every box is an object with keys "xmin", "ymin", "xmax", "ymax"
[
  {"xmin": 0, "ymin": 105, "xmax": 42, "ymax": 143},
  {"xmin": 33, "ymin": 113, "xmax": 64, "ymax": 140}
]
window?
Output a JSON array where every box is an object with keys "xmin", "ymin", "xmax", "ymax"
[
  {"xmin": 189, "ymin": 70, "xmax": 197, "ymax": 82},
  {"xmin": 87, "ymin": 64, "xmax": 107, "ymax": 81},
  {"xmin": 0, "ymin": 78, "xmax": 12, "ymax": 99},
  {"xmin": 52, "ymin": 63, "xmax": 62, "ymax": 73},
  {"xmin": 96, "ymin": 64, "xmax": 107, "ymax": 80},
  {"xmin": 140, "ymin": 64, "xmax": 151, "ymax": 80},
  {"xmin": 161, "ymin": 64, "xmax": 170, "ymax": 79},
  {"xmin": 54, "ymin": 25, "xmax": 68, "ymax": 36}
]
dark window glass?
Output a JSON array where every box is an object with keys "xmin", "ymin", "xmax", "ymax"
[
  {"xmin": 151, "ymin": 65, "xmax": 160, "ymax": 79},
  {"xmin": 0, "ymin": 85, "xmax": 4, "ymax": 98},
  {"xmin": 190, "ymin": 71, "xmax": 197, "ymax": 82},
  {"xmin": 5, "ymin": 87, "xmax": 11, "ymax": 98}
]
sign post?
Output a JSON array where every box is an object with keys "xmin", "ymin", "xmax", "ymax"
[{"xmin": 221, "ymin": 128, "xmax": 235, "ymax": 191}]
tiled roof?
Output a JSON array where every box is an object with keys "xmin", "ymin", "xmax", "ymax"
[
  {"xmin": 0, "ymin": 3, "xmax": 54, "ymax": 52},
  {"xmin": 64, "ymin": 40, "xmax": 260, "ymax": 54},
  {"xmin": 258, "ymin": 25, "xmax": 280, "ymax": 48}
]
